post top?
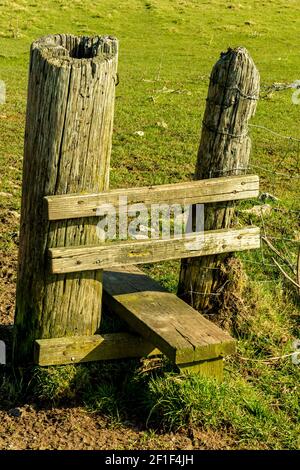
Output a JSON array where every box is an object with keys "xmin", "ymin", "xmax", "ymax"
[{"xmin": 32, "ymin": 34, "xmax": 118, "ymax": 67}]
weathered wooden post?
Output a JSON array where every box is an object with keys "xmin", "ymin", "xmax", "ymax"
[
  {"xmin": 177, "ymin": 47, "xmax": 260, "ymax": 311},
  {"xmin": 14, "ymin": 34, "xmax": 118, "ymax": 363}
]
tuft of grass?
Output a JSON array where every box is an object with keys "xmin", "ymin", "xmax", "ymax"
[
  {"xmin": 29, "ymin": 364, "xmax": 90, "ymax": 404},
  {"xmin": 83, "ymin": 383, "xmax": 121, "ymax": 420},
  {"xmin": 142, "ymin": 372, "xmax": 299, "ymax": 449},
  {"xmin": 0, "ymin": 366, "xmax": 23, "ymax": 407},
  {"xmin": 28, "ymin": 360, "xmax": 142, "ymax": 406}
]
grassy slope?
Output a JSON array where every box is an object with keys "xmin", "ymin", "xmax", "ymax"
[{"xmin": 0, "ymin": 0, "xmax": 299, "ymax": 449}]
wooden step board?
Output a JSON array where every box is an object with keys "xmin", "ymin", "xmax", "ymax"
[
  {"xmin": 35, "ymin": 266, "xmax": 236, "ymax": 378},
  {"xmin": 103, "ymin": 266, "xmax": 235, "ymax": 375}
]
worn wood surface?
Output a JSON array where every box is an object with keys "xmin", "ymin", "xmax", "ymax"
[
  {"xmin": 178, "ymin": 47, "xmax": 260, "ymax": 311},
  {"xmin": 45, "ymin": 175, "xmax": 259, "ymax": 220},
  {"xmin": 102, "ymin": 266, "xmax": 236, "ymax": 365},
  {"xmin": 178, "ymin": 357, "xmax": 224, "ymax": 380},
  {"xmin": 35, "ymin": 332, "xmax": 160, "ymax": 366},
  {"xmin": 35, "ymin": 333, "xmax": 224, "ymax": 380},
  {"xmin": 50, "ymin": 226, "xmax": 260, "ymax": 274},
  {"xmin": 14, "ymin": 34, "xmax": 118, "ymax": 362}
]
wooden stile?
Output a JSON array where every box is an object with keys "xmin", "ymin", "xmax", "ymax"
[
  {"xmin": 17, "ymin": 40, "xmax": 260, "ymax": 379},
  {"xmin": 45, "ymin": 174, "xmax": 259, "ymax": 220}
]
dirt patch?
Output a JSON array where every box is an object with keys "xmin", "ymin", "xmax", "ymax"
[
  {"xmin": 0, "ymin": 405, "xmax": 200, "ymax": 450},
  {"xmin": 192, "ymin": 428, "xmax": 234, "ymax": 450}
]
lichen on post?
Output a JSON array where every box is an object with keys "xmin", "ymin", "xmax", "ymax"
[
  {"xmin": 14, "ymin": 34, "xmax": 118, "ymax": 363},
  {"xmin": 177, "ymin": 47, "xmax": 260, "ymax": 312}
]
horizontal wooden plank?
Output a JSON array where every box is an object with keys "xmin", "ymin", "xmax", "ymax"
[
  {"xmin": 50, "ymin": 226, "xmax": 260, "ymax": 274},
  {"xmin": 45, "ymin": 175, "xmax": 259, "ymax": 220},
  {"xmin": 34, "ymin": 332, "xmax": 160, "ymax": 366},
  {"xmin": 103, "ymin": 266, "xmax": 236, "ymax": 365}
]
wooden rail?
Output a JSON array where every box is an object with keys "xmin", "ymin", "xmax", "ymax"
[
  {"xmin": 45, "ymin": 174, "xmax": 259, "ymax": 220},
  {"xmin": 49, "ymin": 226, "xmax": 260, "ymax": 274},
  {"xmin": 35, "ymin": 332, "xmax": 160, "ymax": 366}
]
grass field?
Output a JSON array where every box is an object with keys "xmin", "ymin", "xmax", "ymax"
[{"xmin": 0, "ymin": 0, "xmax": 299, "ymax": 450}]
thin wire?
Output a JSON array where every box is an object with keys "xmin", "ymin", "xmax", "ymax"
[
  {"xmin": 249, "ymin": 164, "xmax": 300, "ymax": 179},
  {"xmin": 249, "ymin": 123, "xmax": 300, "ymax": 143},
  {"xmin": 242, "ymin": 260, "xmax": 279, "ymax": 268},
  {"xmin": 264, "ymin": 236, "xmax": 299, "ymax": 243},
  {"xmin": 187, "ymin": 290, "xmax": 221, "ymax": 296},
  {"xmin": 184, "ymin": 266, "xmax": 220, "ymax": 271},
  {"xmin": 208, "ymin": 80, "xmax": 260, "ymax": 100},
  {"xmin": 208, "ymin": 167, "xmax": 249, "ymax": 177},
  {"xmin": 202, "ymin": 121, "xmax": 248, "ymax": 138},
  {"xmin": 203, "ymin": 164, "xmax": 300, "ymax": 179},
  {"xmin": 238, "ymin": 352, "xmax": 296, "ymax": 363}
]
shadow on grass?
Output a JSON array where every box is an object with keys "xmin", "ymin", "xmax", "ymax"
[
  {"xmin": 0, "ymin": 322, "xmax": 172, "ymax": 433},
  {"xmin": 1, "ymin": 320, "xmax": 299, "ymax": 450}
]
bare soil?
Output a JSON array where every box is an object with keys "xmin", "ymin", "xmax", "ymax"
[{"xmin": 0, "ymin": 405, "xmax": 234, "ymax": 450}]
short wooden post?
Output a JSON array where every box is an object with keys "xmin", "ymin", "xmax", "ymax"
[
  {"xmin": 177, "ymin": 47, "xmax": 260, "ymax": 311},
  {"xmin": 14, "ymin": 34, "xmax": 118, "ymax": 363}
]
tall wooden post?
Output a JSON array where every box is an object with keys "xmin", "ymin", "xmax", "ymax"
[
  {"xmin": 177, "ymin": 47, "xmax": 259, "ymax": 312},
  {"xmin": 14, "ymin": 34, "xmax": 118, "ymax": 363}
]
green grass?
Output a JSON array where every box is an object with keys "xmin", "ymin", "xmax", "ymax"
[
  {"xmin": 0, "ymin": 0, "xmax": 299, "ymax": 450},
  {"xmin": 13, "ymin": 358, "xmax": 298, "ymax": 449},
  {"xmin": 143, "ymin": 373, "xmax": 299, "ymax": 449}
]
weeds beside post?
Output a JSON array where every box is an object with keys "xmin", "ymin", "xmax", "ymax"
[
  {"xmin": 14, "ymin": 34, "xmax": 118, "ymax": 363},
  {"xmin": 177, "ymin": 47, "xmax": 260, "ymax": 312}
]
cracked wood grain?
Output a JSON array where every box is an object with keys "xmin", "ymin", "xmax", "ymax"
[
  {"xmin": 178, "ymin": 47, "xmax": 260, "ymax": 311},
  {"xmin": 14, "ymin": 34, "xmax": 118, "ymax": 363}
]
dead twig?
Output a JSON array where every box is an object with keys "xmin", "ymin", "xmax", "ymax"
[
  {"xmin": 239, "ymin": 352, "xmax": 295, "ymax": 364},
  {"xmin": 272, "ymin": 257, "xmax": 300, "ymax": 290},
  {"xmin": 262, "ymin": 236, "xmax": 297, "ymax": 275}
]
